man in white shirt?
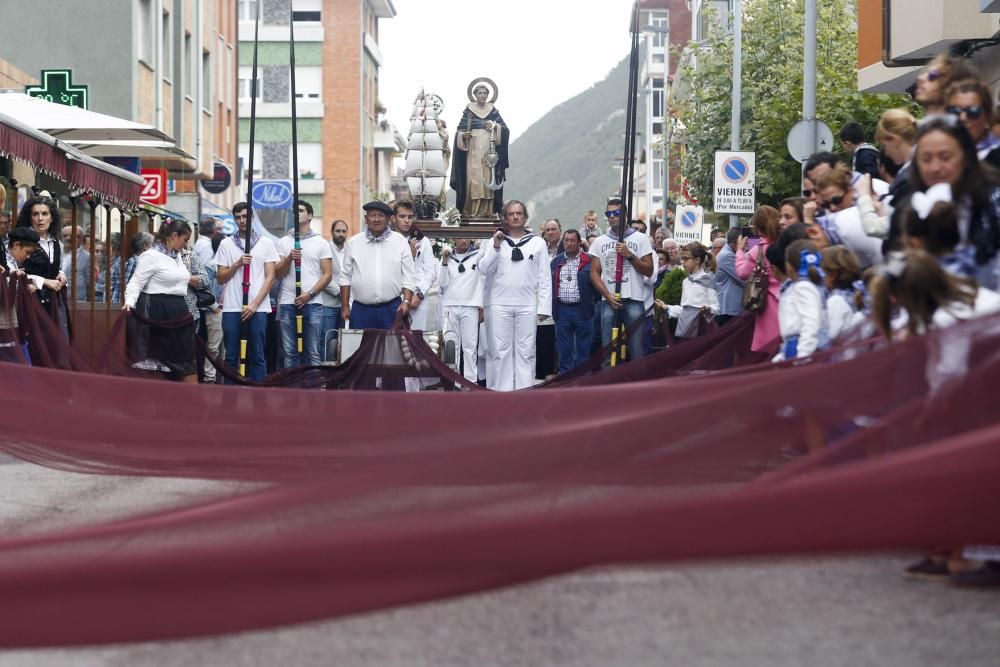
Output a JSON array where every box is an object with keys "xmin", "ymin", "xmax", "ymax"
[
  {"xmin": 340, "ymin": 200, "xmax": 416, "ymax": 330},
  {"xmin": 589, "ymin": 198, "xmax": 654, "ymax": 363},
  {"xmin": 479, "ymin": 200, "xmax": 551, "ymax": 391},
  {"xmin": 321, "ymin": 219, "xmax": 349, "ymax": 358},
  {"xmin": 391, "ymin": 201, "xmax": 436, "ymax": 331},
  {"xmin": 215, "ymin": 201, "xmax": 278, "ymax": 382},
  {"xmin": 275, "ymin": 200, "xmax": 333, "ymax": 368},
  {"xmin": 194, "ymin": 217, "xmax": 221, "ymax": 267},
  {"xmin": 438, "ymin": 238, "xmax": 483, "ymax": 382}
]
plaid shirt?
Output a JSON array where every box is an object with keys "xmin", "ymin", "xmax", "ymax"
[{"xmin": 109, "ymin": 256, "xmax": 122, "ymax": 303}]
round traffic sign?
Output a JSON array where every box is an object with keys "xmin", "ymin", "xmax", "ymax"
[
  {"xmin": 681, "ymin": 210, "xmax": 698, "ymax": 227},
  {"xmin": 786, "ymin": 120, "xmax": 835, "ymax": 162},
  {"xmin": 721, "ymin": 157, "xmax": 749, "ymax": 184}
]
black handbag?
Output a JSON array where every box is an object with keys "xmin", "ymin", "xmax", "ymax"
[{"xmin": 193, "ymin": 287, "xmax": 216, "ymax": 310}]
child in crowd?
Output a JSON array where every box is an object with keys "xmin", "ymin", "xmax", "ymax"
[
  {"xmin": 773, "ymin": 240, "xmax": 829, "ymax": 362},
  {"xmin": 656, "ymin": 242, "xmax": 719, "ymax": 339},
  {"xmin": 821, "ymin": 245, "xmax": 867, "ymax": 341},
  {"xmin": 0, "ymin": 227, "xmax": 41, "ymax": 363},
  {"xmin": 901, "ymin": 184, "xmax": 976, "ymax": 280}
]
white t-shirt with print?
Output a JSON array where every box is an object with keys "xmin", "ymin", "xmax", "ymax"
[
  {"xmin": 216, "ymin": 235, "xmax": 279, "ymax": 313},
  {"xmin": 277, "ymin": 234, "xmax": 333, "ymax": 306},
  {"xmin": 589, "ymin": 232, "xmax": 655, "ymax": 307}
]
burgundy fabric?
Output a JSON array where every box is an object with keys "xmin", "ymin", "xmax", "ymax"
[
  {"xmin": 66, "ymin": 156, "xmax": 142, "ymax": 208},
  {"xmin": 0, "ymin": 120, "xmax": 66, "ymax": 177},
  {"xmin": 0, "ymin": 274, "xmax": 999, "ymax": 646}
]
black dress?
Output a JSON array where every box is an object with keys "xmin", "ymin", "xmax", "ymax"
[{"xmin": 20, "ymin": 236, "xmax": 71, "ymax": 340}]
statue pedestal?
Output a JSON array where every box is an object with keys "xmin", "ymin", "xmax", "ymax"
[{"xmin": 415, "ymin": 217, "xmax": 499, "ymax": 239}]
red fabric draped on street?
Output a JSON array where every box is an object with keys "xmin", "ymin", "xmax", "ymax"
[{"xmin": 0, "ymin": 271, "xmax": 999, "ymax": 647}]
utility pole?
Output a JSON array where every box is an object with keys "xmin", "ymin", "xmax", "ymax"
[
  {"xmin": 729, "ymin": 0, "xmax": 742, "ymax": 229},
  {"xmin": 803, "ymin": 0, "xmax": 818, "ymax": 180}
]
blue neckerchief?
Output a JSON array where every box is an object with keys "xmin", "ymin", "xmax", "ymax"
[
  {"xmin": 153, "ymin": 242, "xmax": 179, "ymax": 259},
  {"xmin": 233, "ymin": 230, "xmax": 262, "ymax": 251}
]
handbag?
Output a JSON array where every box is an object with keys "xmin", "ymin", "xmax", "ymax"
[
  {"xmin": 740, "ymin": 246, "xmax": 768, "ymax": 313},
  {"xmin": 193, "ymin": 287, "xmax": 216, "ymax": 310}
]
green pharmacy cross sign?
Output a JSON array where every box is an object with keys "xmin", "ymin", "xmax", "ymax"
[{"xmin": 26, "ymin": 70, "xmax": 89, "ymax": 110}]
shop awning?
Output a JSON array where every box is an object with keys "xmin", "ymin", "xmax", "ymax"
[
  {"xmin": 0, "ymin": 91, "xmax": 171, "ymax": 143},
  {"xmin": 65, "ymin": 148, "xmax": 143, "ymax": 209},
  {"xmin": 64, "ymin": 139, "xmax": 195, "ymax": 161},
  {"xmin": 0, "ymin": 111, "xmax": 66, "ymax": 178}
]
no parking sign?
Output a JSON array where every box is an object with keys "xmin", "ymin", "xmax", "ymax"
[
  {"xmin": 713, "ymin": 151, "xmax": 755, "ymax": 214},
  {"xmin": 674, "ymin": 205, "xmax": 704, "ymax": 245}
]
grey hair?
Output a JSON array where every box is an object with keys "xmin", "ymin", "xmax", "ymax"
[{"xmin": 131, "ymin": 231, "xmax": 154, "ymax": 254}]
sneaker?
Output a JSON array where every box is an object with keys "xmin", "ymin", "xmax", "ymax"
[
  {"xmin": 949, "ymin": 562, "xmax": 1000, "ymax": 588},
  {"xmin": 903, "ymin": 557, "xmax": 950, "ymax": 581}
]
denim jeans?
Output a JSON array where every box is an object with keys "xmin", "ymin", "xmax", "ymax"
[
  {"xmin": 278, "ymin": 303, "xmax": 324, "ymax": 368},
  {"xmin": 222, "ymin": 311, "xmax": 268, "ymax": 382},
  {"xmin": 555, "ymin": 302, "xmax": 593, "ymax": 373},
  {"xmin": 600, "ymin": 298, "xmax": 646, "ymax": 363}
]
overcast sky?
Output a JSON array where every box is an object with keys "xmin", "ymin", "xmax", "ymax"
[{"xmin": 379, "ymin": 0, "xmax": 634, "ymax": 143}]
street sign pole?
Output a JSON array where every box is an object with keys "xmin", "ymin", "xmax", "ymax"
[
  {"xmin": 729, "ymin": 0, "xmax": 743, "ymax": 229},
  {"xmin": 804, "ymin": 0, "xmax": 817, "ymax": 164}
]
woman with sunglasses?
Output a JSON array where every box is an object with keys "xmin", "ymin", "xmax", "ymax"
[
  {"xmin": 888, "ymin": 115, "xmax": 1000, "ymax": 290},
  {"xmin": 811, "ymin": 164, "xmax": 885, "ymax": 269},
  {"xmin": 945, "ymin": 78, "xmax": 1000, "ymax": 167}
]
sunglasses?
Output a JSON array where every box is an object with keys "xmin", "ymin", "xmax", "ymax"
[
  {"xmin": 946, "ymin": 105, "xmax": 985, "ymax": 119},
  {"xmin": 802, "ymin": 188, "xmax": 813, "ymax": 198},
  {"xmin": 605, "ymin": 210, "xmax": 622, "ymax": 218},
  {"xmin": 820, "ymin": 194, "xmax": 845, "ymax": 209},
  {"xmin": 926, "ymin": 67, "xmax": 940, "ymax": 82}
]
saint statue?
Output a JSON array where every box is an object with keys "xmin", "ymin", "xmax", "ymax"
[{"xmin": 450, "ymin": 78, "xmax": 510, "ymax": 220}]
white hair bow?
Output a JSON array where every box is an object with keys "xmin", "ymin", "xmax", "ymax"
[{"xmin": 911, "ymin": 183, "xmax": 952, "ymax": 220}]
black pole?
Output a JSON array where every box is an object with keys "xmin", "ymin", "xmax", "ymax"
[
  {"xmin": 240, "ymin": 0, "xmax": 262, "ymax": 378},
  {"xmin": 611, "ymin": 3, "xmax": 642, "ymax": 367},
  {"xmin": 290, "ymin": 8, "xmax": 303, "ymax": 358}
]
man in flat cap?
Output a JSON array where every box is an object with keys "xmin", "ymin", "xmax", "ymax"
[{"xmin": 339, "ymin": 200, "xmax": 416, "ymax": 330}]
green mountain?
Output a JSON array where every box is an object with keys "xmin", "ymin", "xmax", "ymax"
[{"xmin": 505, "ymin": 56, "xmax": 636, "ymax": 231}]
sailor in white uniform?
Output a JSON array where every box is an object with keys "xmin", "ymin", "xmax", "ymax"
[
  {"xmin": 392, "ymin": 201, "xmax": 437, "ymax": 331},
  {"xmin": 438, "ymin": 238, "xmax": 483, "ymax": 383},
  {"xmin": 479, "ymin": 200, "xmax": 552, "ymax": 391}
]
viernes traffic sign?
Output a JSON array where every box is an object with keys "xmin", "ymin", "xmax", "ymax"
[
  {"xmin": 674, "ymin": 205, "xmax": 704, "ymax": 245},
  {"xmin": 713, "ymin": 151, "xmax": 755, "ymax": 215}
]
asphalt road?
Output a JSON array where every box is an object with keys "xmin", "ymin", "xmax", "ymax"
[{"xmin": 0, "ymin": 456, "xmax": 998, "ymax": 667}]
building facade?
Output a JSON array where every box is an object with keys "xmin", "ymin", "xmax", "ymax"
[
  {"xmin": 0, "ymin": 0, "xmax": 239, "ymax": 221},
  {"xmin": 856, "ymin": 0, "xmax": 1000, "ymax": 94},
  {"xmin": 238, "ymin": 0, "xmax": 400, "ymax": 237},
  {"xmin": 633, "ymin": 0, "xmax": 691, "ymax": 227}
]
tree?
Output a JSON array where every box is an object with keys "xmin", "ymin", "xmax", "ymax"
[{"xmin": 674, "ymin": 0, "xmax": 916, "ymax": 211}]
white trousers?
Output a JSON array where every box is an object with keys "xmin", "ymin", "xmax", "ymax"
[
  {"xmin": 479, "ymin": 308, "xmax": 491, "ymax": 386},
  {"xmin": 489, "ymin": 304, "xmax": 536, "ymax": 391},
  {"xmin": 443, "ymin": 305, "xmax": 480, "ymax": 383}
]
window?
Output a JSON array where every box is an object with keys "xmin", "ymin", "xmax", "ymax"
[
  {"xmin": 161, "ymin": 11, "xmax": 172, "ymax": 80},
  {"xmin": 651, "ymin": 15, "xmax": 668, "ymax": 48},
  {"xmin": 652, "ymin": 89, "xmax": 664, "ymax": 118},
  {"xmin": 293, "ymin": 67, "xmax": 321, "ymax": 100},
  {"xmin": 226, "ymin": 46, "xmax": 234, "ymax": 109},
  {"xmin": 239, "ymin": 143, "xmax": 263, "ymax": 180},
  {"xmin": 202, "ymin": 50, "xmax": 211, "ymax": 109},
  {"xmin": 238, "ymin": 67, "xmax": 262, "ymax": 102},
  {"xmin": 651, "ymin": 160, "xmax": 664, "ymax": 192},
  {"xmin": 292, "ymin": 0, "xmax": 321, "ymax": 22},
  {"xmin": 138, "ymin": 0, "xmax": 153, "ymax": 63},
  {"xmin": 290, "ymin": 143, "xmax": 322, "ymax": 179},
  {"xmin": 238, "ymin": 0, "xmax": 257, "ymax": 21},
  {"xmin": 183, "ymin": 33, "xmax": 194, "ymax": 97}
]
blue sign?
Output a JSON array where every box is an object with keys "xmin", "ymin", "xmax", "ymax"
[
  {"xmin": 681, "ymin": 210, "xmax": 698, "ymax": 227},
  {"xmin": 722, "ymin": 157, "xmax": 749, "ymax": 184},
  {"xmin": 251, "ymin": 180, "xmax": 293, "ymax": 210}
]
